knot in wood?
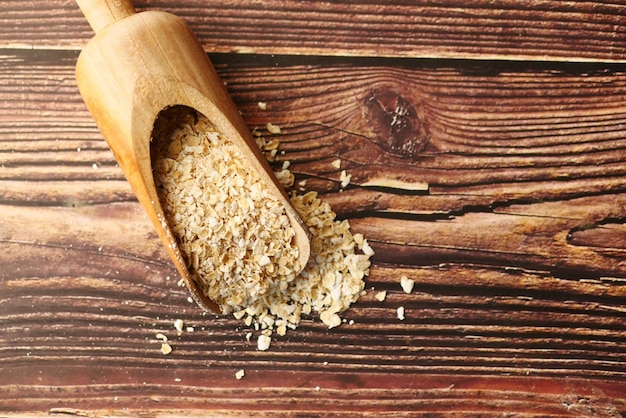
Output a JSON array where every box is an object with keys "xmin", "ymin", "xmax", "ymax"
[{"xmin": 364, "ymin": 87, "xmax": 428, "ymax": 158}]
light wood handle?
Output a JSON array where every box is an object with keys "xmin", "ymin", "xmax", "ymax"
[{"xmin": 76, "ymin": 0, "xmax": 136, "ymax": 33}]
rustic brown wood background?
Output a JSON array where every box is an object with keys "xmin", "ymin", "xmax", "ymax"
[{"xmin": 2, "ymin": 1, "xmax": 626, "ymax": 416}]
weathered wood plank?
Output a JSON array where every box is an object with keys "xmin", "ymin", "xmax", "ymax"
[
  {"xmin": 2, "ymin": 215, "xmax": 626, "ymax": 414},
  {"xmin": 4, "ymin": 0, "xmax": 626, "ymax": 61},
  {"xmin": 1, "ymin": 49, "xmax": 626, "ymax": 415},
  {"xmin": 4, "ymin": 50, "xmax": 626, "ymax": 273},
  {"xmin": 2, "ymin": 371, "xmax": 624, "ymax": 417}
]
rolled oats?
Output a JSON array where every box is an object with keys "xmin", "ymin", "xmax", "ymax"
[
  {"xmin": 152, "ymin": 107, "xmax": 301, "ymax": 314},
  {"xmin": 152, "ymin": 106, "xmax": 374, "ymax": 349}
]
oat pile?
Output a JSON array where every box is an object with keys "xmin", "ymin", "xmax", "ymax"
[
  {"xmin": 153, "ymin": 107, "xmax": 301, "ymax": 312},
  {"xmin": 152, "ymin": 106, "xmax": 373, "ymax": 350}
]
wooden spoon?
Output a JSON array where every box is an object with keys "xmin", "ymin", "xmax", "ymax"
[{"xmin": 74, "ymin": 0, "xmax": 311, "ymax": 313}]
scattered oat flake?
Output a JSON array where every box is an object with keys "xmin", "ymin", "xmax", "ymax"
[
  {"xmin": 276, "ymin": 324, "xmax": 287, "ymax": 336},
  {"xmin": 397, "ymin": 306, "xmax": 405, "ymax": 320},
  {"xmin": 160, "ymin": 342, "xmax": 173, "ymax": 355},
  {"xmin": 320, "ymin": 311, "xmax": 342, "ymax": 329},
  {"xmin": 361, "ymin": 239, "xmax": 375, "ymax": 256},
  {"xmin": 235, "ymin": 369, "xmax": 245, "ymax": 380},
  {"xmin": 400, "ymin": 276, "xmax": 415, "ymax": 294},
  {"xmin": 275, "ymin": 168, "xmax": 295, "ymax": 188},
  {"xmin": 258, "ymin": 101, "xmax": 267, "ymax": 110},
  {"xmin": 257, "ymin": 334, "xmax": 271, "ymax": 351},
  {"xmin": 266, "ymin": 122, "xmax": 281, "ymax": 134},
  {"xmin": 174, "ymin": 319, "xmax": 184, "ymax": 334},
  {"xmin": 375, "ymin": 291, "xmax": 387, "ymax": 302},
  {"xmin": 331, "ymin": 159, "xmax": 341, "ymax": 169},
  {"xmin": 155, "ymin": 333, "xmax": 168, "ymax": 342},
  {"xmin": 340, "ymin": 170, "xmax": 352, "ymax": 188}
]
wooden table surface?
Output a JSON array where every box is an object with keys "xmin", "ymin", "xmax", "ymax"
[{"xmin": 2, "ymin": 1, "xmax": 626, "ymax": 416}]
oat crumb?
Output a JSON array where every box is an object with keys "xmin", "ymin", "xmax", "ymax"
[
  {"xmin": 174, "ymin": 319, "xmax": 184, "ymax": 334},
  {"xmin": 235, "ymin": 369, "xmax": 245, "ymax": 380},
  {"xmin": 362, "ymin": 239, "xmax": 375, "ymax": 256},
  {"xmin": 258, "ymin": 102, "xmax": 267, "ymax": 110},
  {"xmin": 160, "ymin": 342, "xmax": 173, "ymax": 355},
  {"xmin": 267, "ymin": 122, "xmax": 281, "ymax": 134},
  {"xmin": 257, "ymin": 334, "xmax": 271, "ymax": 351},
  {"xmin": 320, "ymin": 311, "xmax": 342, "ymax": 329},
  {"xmin": 353, "ymin": 233, "xmax": 364, "ymax": 247},
  {"xmin": 400, "ymin": 276, "xmax": 415, "ymax": 294},
  {"xmin": 397, "ymin": 306, "xmax": 405, "ymax": 320},
  {"xmin": 339, "ymin": 170, "xmax": 352, "ymax": 188},
  {"xmin": 331, "ymin": 159, "xmax": 341, "ymax": 169},
  {"xmin": 375, "ymin": 291, "xmax": 387, "ymax": 302}
]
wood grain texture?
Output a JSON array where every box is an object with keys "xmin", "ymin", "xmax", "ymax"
[
  {"xmin": 1, "ymin": 45, "xmax": 626, "ymax": 415},
  {"xmin": 4, "ymin": 0, "xmax": 626, "ymax": 61}
]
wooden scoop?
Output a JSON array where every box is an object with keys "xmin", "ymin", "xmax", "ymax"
[{"xmin": 74, "ymin": 0, "xmax": 310, "ymax": 313}]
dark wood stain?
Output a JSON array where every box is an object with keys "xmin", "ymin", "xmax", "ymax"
[{"xmin": 364, "ymin": 87, "xmax": 430, "ymax": 157}]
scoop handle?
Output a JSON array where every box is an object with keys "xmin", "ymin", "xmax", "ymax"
[{"xmin": 76, "ymin": 0, "xmax": 136, "ymax": 33}]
